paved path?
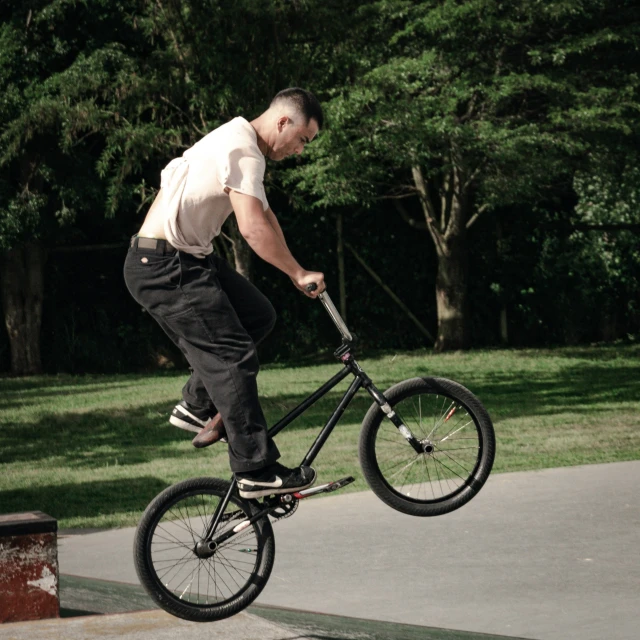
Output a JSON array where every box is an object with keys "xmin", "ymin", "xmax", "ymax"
[
  {"xmin": 0, "ymin": 609, "xmax": 303, "ymax": 640},
  {"xmin": 56, "ymin": 461, "xmax": 640, "ymax": 640}
]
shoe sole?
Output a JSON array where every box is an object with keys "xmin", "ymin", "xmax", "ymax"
[
  {"xmin": 192, "ymin": 432, "xmax": 228, "ymax": 448},
  {"xmin": 169, "ymin": 415, "xmax": 203, "ymax": 434},
  {"xmin": 238, "ymin": 472, "xmax": 317, "ymax": 499}
]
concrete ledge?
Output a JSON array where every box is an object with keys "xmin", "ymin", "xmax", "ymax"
[
  {"xmin": 0, "ymin": 512, "xmax": 57, "ymax": 538},
  {"xmin": 0, "ymin": 512, "xmax": 59, "ymax": 623}
]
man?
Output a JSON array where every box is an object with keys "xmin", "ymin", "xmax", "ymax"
[{"xmin": 124, "ymin": 88, "xmax": 325, "ymax": 499}]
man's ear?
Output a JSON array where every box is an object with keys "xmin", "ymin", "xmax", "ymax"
[{"xmin": 277, "ymin": 115, "xmax": 290, "ymax": 131}]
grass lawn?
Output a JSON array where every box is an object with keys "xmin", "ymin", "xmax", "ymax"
[{"xmin": 1, "ymin": 344, "xmax": 639, "ymax": 529}]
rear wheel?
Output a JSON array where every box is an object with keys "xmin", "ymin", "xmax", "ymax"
[
  {"xmin": 359, "ymin": 377, "xmax": 495, "ymax": 517},
  {"xmin": 133, "ymin": 477, "xmax": 275, "ymax": 621}
]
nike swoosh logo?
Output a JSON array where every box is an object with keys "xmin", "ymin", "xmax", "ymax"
[{"xmin": 242, "ymin": 475, "xmax": 283, "ymax": 488}]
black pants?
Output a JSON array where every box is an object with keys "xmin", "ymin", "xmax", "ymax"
[{"xmin": 124, "ymin": 238, "xmax": 280, "ymax": 472}]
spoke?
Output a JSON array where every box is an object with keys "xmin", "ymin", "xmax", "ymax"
[
  {"xmin": 435, "ymin": 447, "xmax": 474, "ymax": 474},
  {"xmin": 213, "ymin": 559, "xmax": 255, "ymax": 575},
  {"xmin": 196, "ymin": 495, "xmax": 210, "ymax": 536},
  {"xmin": 206, "ymin": 553, "xmax": 212, "ymax": 604},
  {"xmin": 440, "ymin": 418, "xmax": 474, "ymax": 443},
  {"xmin": 154, "ymin": 525, "xmax": 192, "ymax": 550},
  {"xmin": 393, "ymin": 455, "xmax": 421, "ymax": 492},
  {"xmin": 167, "ymin": 506, "xmax": 197, "ymax": 539},
  {"xmin": 151, "ymin": 539, "xmax": 191, "ymax": 547},
  {"xmin": 175, "ymin": 503, "xmax": 198, "ymax": 547},
  {"xmin": 203, "ymin": 558, "xmax": 218, "ymax": 602},
  {"xmin": 211, "ymin": 556, "xmax": 235, "ymax": 597},
  {"xmin": 432, "ymin": 456, "xmax": 469, "ymax": 483},
  {"xmin": 163, "ymin": 554, "xmax": 199, "ymax": 595},
  {"xmin": 403, "ymin": 397, "xmax": 428, "ymax": 440},
  {"xmin": 151, "ymin": 539, "xmax": 191, "ymax": 552},
  {"xmin": 216, "ymin": 529, "xmax": 258, "ymax": 552},
  {"xmin": 155, "ymin": 547, "xmax": 195, "ymax": 582},
  {"xmin": 432, "ymin": 451, "xmax": 446, "ymax": 497},
  {"xmin": 152, "ymin": 556, "xmax": 197, "ymax": 565},
  {"xmin": 427, "ymin": 399, "xmax": 456, "ymax": 440},
  {"xmin": 378, "ymin": 446, "xmax": 415, "ymax": 469},
  {"xmin": 216, "ymin": 551, "xmax": 253, "ymax": 584},
  {"xmin": 421, "ymin": 455, "xmax": 436, "ymax": 501},
  {"xmin": 382, "ymin": 452, "xmax": 421, "ymax": 475},
  {"xmin": 196, "ymin": 558, "xmax": 201, "ymax": 604},
  {"xmin": 377, "ymin": 435, "xmax": 410, "ymax": 446}
]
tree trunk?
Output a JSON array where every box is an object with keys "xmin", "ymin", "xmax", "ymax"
[
  {"xmin": 496, "ymin": 219, "xmax": 509, "ymax": 345},
  {"xmin": 434, "ymin": 234, "xmax": 470, "ymax": 352},
  {"xmin": 336, "ymin": 212, "xmax": 347, "ymax": 321},
  {"xmin": 0, "ymin": 243, "xmax": 47, "ymax": 375},
  {"xmin": 226, "ymin": 216, "xmax": 253, "ymax": 280},
  {"xmin": 411, "ymin": 164, "xmax": 471, "ymax": 352}
]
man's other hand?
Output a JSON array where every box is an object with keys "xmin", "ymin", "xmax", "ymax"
[{"xmin": 292, "ymin": 270, "xmax": 326, "ymax": 298}]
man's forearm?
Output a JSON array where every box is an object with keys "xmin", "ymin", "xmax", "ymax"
[
  {"xmin": 242, "ymin": 219, "xmax": 303, "ymax": 278},
  {"xmin": 264, "ymin": 208, "xmax": 288, "ymax": 249}
]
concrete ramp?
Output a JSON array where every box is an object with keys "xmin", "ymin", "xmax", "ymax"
[
  {"xmin": 0, "ymin": 574, "xmax": 530, "ymax": 640},
  {"xmin": 0, "ymin": 609, "xmax": 302, "ymax": 640}
]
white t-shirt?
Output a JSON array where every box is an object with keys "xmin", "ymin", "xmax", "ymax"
[{"xmin": 161, "ymin": 117, "xmax": 269, "ymax": 258}]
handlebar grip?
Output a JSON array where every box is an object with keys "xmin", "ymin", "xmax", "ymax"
[{"xmin": 305, "ymin": 283, "xmax": 318, "ymax": 293}]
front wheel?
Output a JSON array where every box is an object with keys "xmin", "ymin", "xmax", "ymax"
[
  {"xmin": 133, "ymin": 477, "xmax": 275, "ymax": 622},
  {"xmin": 359, "ymin": 377, "xmax": 495, "ymax": 517}
]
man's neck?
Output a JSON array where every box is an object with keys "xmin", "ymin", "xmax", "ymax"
[{"xmin": 250, "ymin": 114, "xmax": 274, "ymax": 158}]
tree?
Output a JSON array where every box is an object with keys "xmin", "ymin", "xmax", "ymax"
[
  {"xmin": 1, "ymin": 0, "xmax": 369, "ymax": 373},
  {"xmin": 571, "ymin": 149, "xmax": 640, "ymax": 337},
  {"xmin": 289, "ymin": 0, "xmax": 640, "ymax": 350},
  {"xmin": 1, "ymin": 1, "xmax": 139, "ymax": 373}
]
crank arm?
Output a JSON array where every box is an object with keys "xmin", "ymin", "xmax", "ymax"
[{"xmin": 294, "ymin": 476, "xmax": 355, "ymax": 498}]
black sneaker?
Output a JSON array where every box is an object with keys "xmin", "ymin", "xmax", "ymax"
[
  {"xmin": 169, "ymin": 401, "xmax": 215, "ymax": 434},
  {"xmin": 236, "ymin": 463, "xmax": 316, "ymax": 499}
]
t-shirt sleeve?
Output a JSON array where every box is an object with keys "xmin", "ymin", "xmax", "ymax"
[{"xmin": 219, "ymin": 149, "xmax": 269, "ymax": 211}]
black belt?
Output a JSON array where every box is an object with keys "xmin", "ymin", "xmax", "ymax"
[{"xmin": 130, "ymin": 236, "xmax": 176, "ymax": 254}]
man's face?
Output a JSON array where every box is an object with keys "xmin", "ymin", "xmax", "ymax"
[{"xmin": 270, "ymin": 115, "xmax": 319, "ymax": 161}]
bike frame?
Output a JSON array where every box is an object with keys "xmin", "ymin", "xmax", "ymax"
[{"xmin": 202, "ymin": 292, "xmax": 423, "ymax": 544}]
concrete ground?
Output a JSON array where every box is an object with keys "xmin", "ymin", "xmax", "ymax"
[
  {"xmin": 3, "ymin": 574, "xmax": 522, "ymax": 640},
  {"xmin": 3, "ymin": 461, "xmax": 639, "ymax": 640},
  {"xmin": 0, "ymin": 609, "xmax": 305, "ymax": 640}
]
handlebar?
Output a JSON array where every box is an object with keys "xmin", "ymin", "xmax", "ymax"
[{"xmin": 305, "ymin": 283, "xmax": 353, "ymax": 342}]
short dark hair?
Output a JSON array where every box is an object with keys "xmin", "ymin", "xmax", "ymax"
[{"xmin": 271, "ymin": 87, "xmax": 324, "ymax": 129}]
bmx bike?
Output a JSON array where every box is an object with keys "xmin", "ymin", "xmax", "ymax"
[{"xmin": 133, "ymin": 290, "xmax": 496, "ymax": 621}]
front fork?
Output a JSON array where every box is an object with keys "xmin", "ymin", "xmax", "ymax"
[{"xmin": 344, "ymin": 354, "xmax": 424, "ymax": 454}]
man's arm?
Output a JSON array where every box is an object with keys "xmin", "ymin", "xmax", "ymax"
[
  {"xmin": 264, "ymin": 207, "xmax": 288, "ymax": 249},
  {"xmin": 229, "ymin": 190, "xmax": 324, "ymax": 296}
]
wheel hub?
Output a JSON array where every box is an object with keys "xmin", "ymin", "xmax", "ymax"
[
  {"xmin": 420, "ymin": 439, "xmax": 435, "ymax": 455},
  {"xmin": 194, "ymin": 540, "xmax": 217, "ymax": 559}
]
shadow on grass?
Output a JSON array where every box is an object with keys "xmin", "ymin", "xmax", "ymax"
[
  {"xmin": 0, "ymin": 392, "xmax": 374, "ymax": 468},
  {"xmin": 0, "ymin": 477, "xmax": 169, "ymax": 524},
  {"xmin": 464, "ymin": 363, "xmax": 640, "ymax": 420},
  {"xmin": 0, "ymin": 382, "xmax": 163, "ymax": 411},
  {"xmin": 2, "ymin": 359, "xmax": 639, "ymax": 469}
]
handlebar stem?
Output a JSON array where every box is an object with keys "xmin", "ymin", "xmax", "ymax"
[{"xmin": 318, "ymin": 291, "xmax": 353, "ymax": 342}]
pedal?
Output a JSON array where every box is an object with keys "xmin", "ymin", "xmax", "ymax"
[{"xmin": 294, "ymin": 476, "xmax": 355, "ymax": 499}]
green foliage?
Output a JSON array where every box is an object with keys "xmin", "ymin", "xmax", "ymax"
[
  {"xmin": 1, "ymin": 0, "xmax": 639, "ymax": 370},
  {"xmin": 574, "ymin": 150, "xmax": 640, "ymax": 226},
  {"xmin": 290, "ymin": 0, "xmax": 640, "ymax": 216}
]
